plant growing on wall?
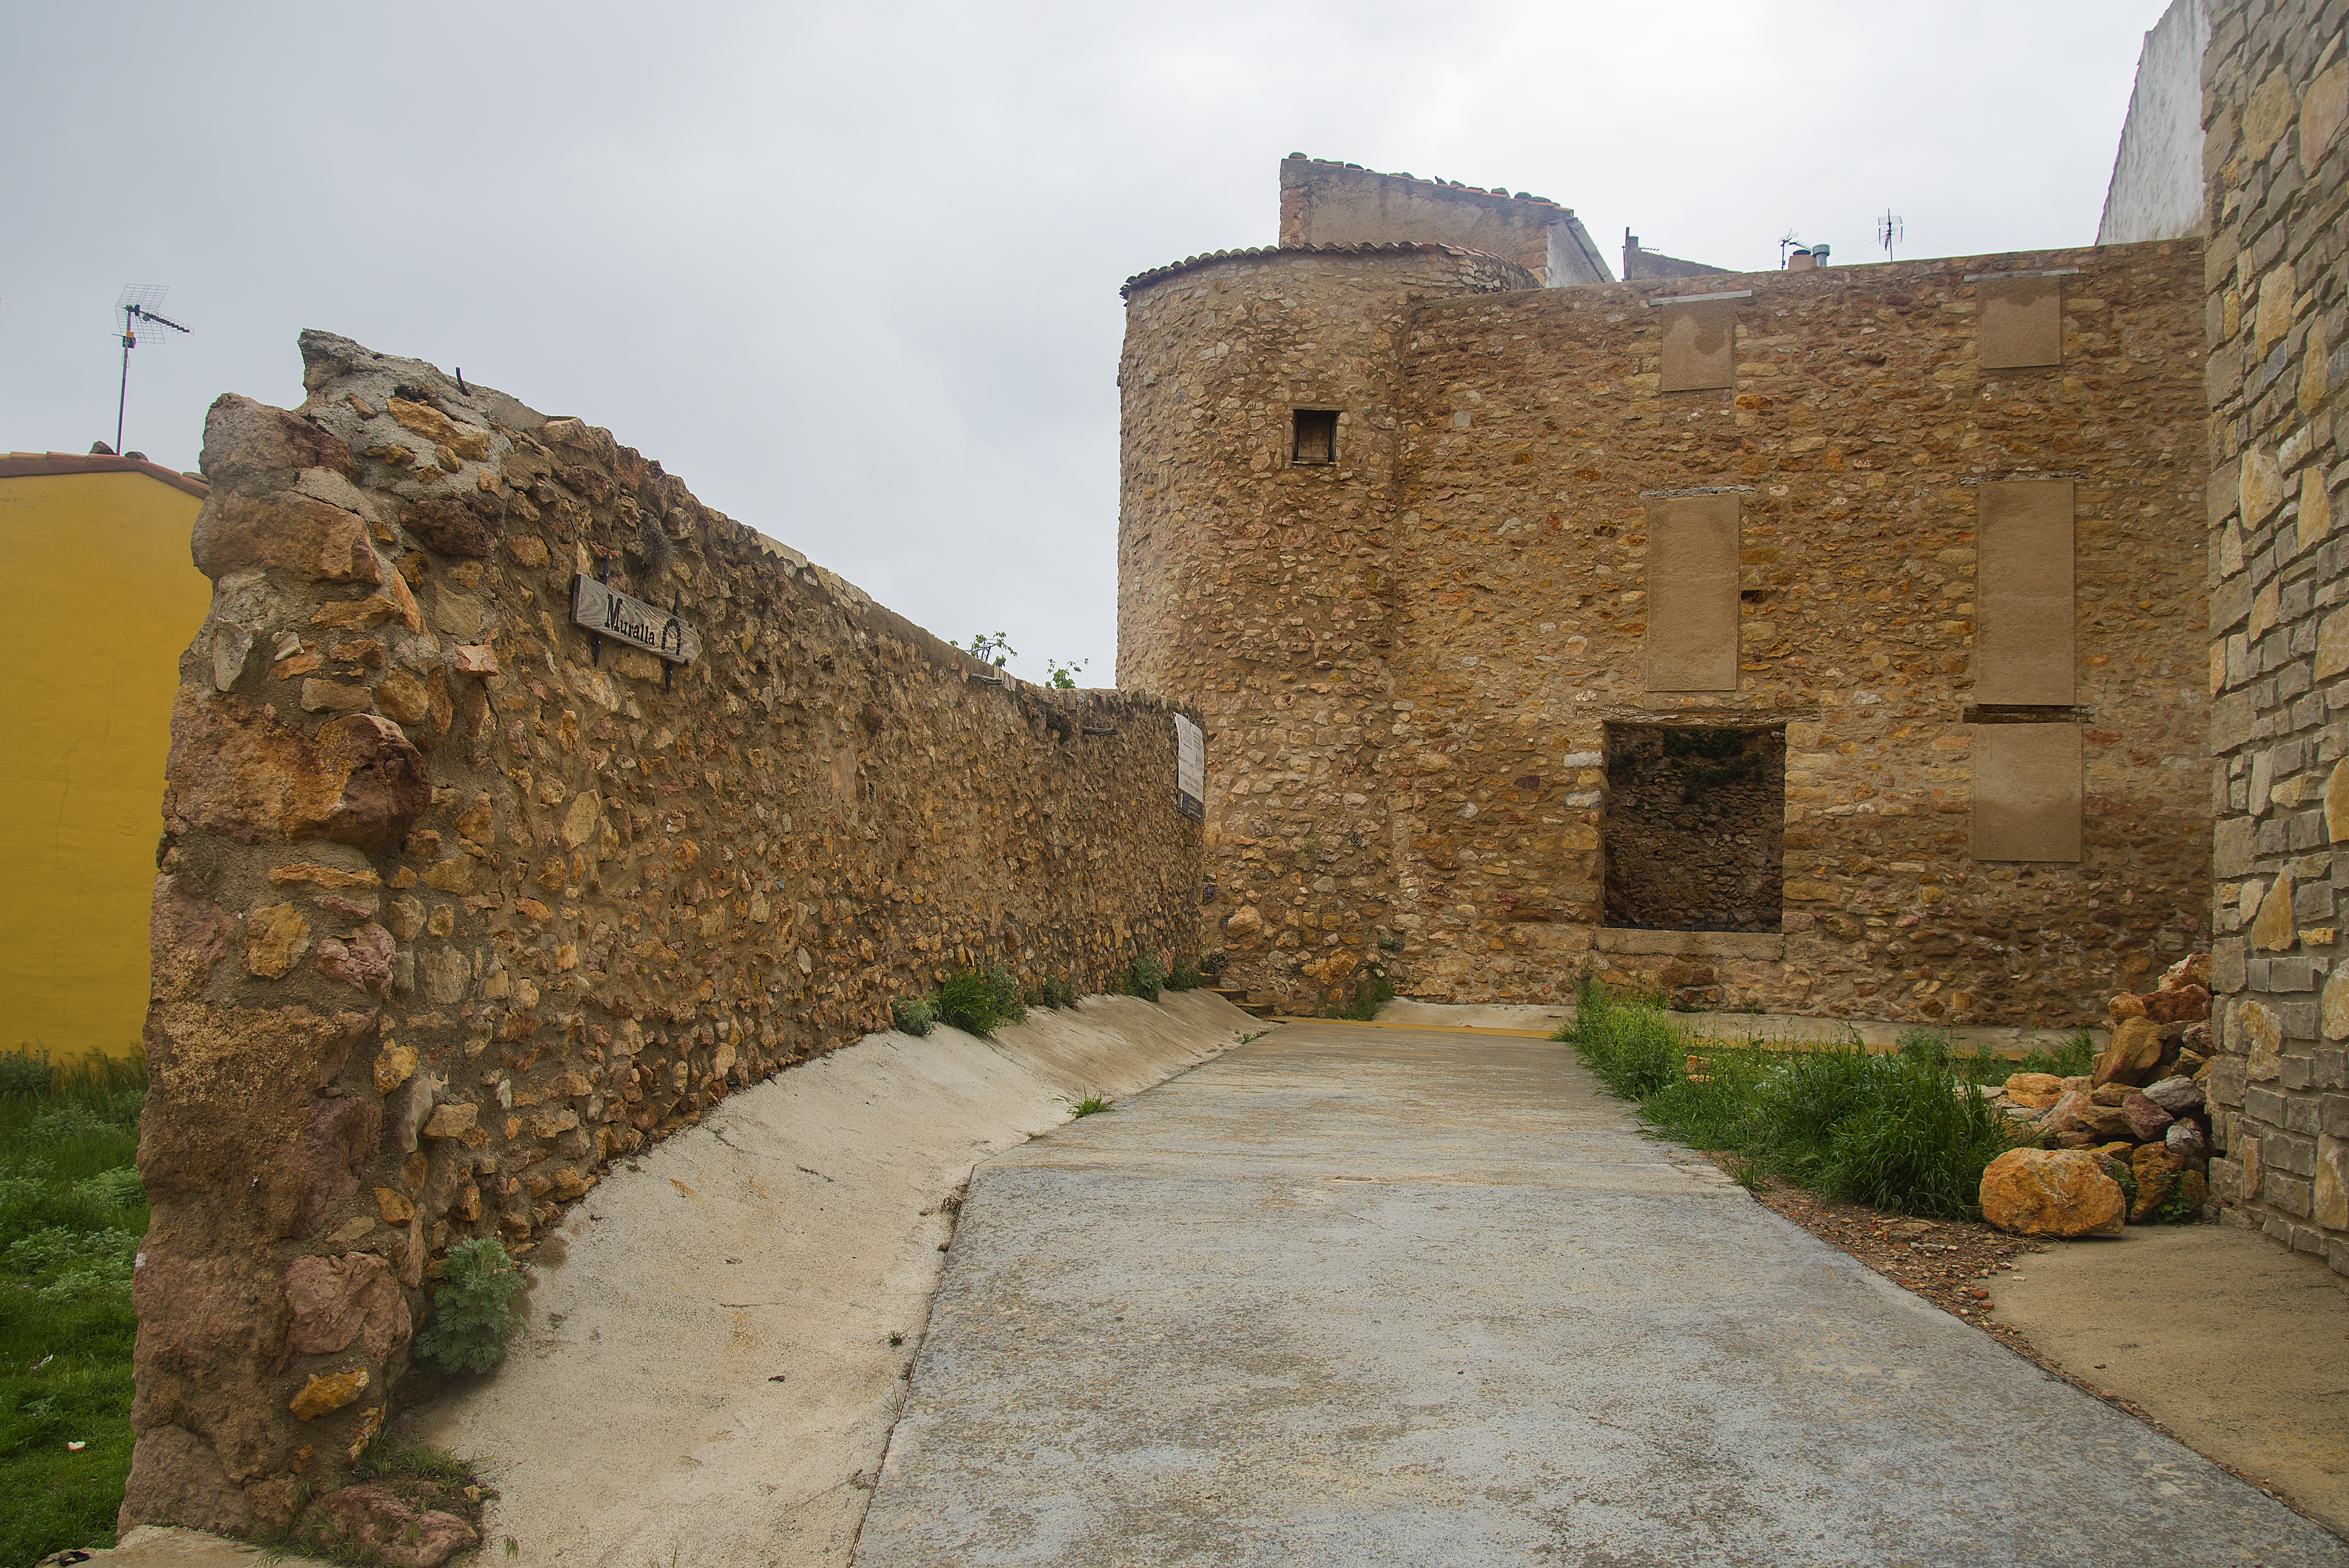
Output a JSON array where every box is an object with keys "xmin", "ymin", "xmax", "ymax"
[
  {"xmin": 891, "ymin": 997, "xmax": 937, "ymax": 1037},
  {"xmin": 1125, "ymin": 954, "xmax": 1167, "ymax": 1002},
  {"xmin": 413, "ymin": 1238, "xmax": 526, "ymax": 1375},
  {"xmin": 961, "ymin": 632, "xmax": 1017, "ymax": 667},
  {"xmin": 1046, "ymin": 657, "xmax": 1087, "ymax": 690}
]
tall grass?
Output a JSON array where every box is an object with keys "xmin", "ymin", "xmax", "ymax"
[
  {"xmin": 0, "ymin": 1047, "xmax": 147, "ymax": 1567},
  {"xmin": 1560, "ymin": 983, "xmax": 2017, "ymax": 1219}
]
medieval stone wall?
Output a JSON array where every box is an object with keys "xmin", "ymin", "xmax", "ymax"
[
  {"xmin": 1276, "ymin": 157, "xmax": 1613, "ymax": 286},
  {"xmin": 1380, "ymin": 244, "xmax": 2211, "ymax": 1022},
  {"xmin": 128, "ymin": 333, "xmax": 1201, "ymax": 1532},
  {"xmin": 1122, "ymin": 227, "xmax": 2212, "ymax": 1023},
  {"xmin": 1116, "ymin": 245, "xmax": 1531, "ymax": 1009},
  {"xmin": 2199, "ymin": 0, "xmax": 2349, "ymax": 1267}
]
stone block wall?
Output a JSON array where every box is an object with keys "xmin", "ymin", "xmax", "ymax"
[
  {"xmin": 128, "ymin": 332, "xmax": 1201, "ymax": 1532},
  {"xmin": 2199, "ymin": 0, "xmax": 2349, "ymax": 1264}
]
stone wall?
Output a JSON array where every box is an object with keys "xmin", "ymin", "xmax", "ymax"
[
  {"xmin": 2199, "ymin": 0, "xmax": 2349, "ymax": 1267},
  {"xmin": 1121, "ymin": 213, "xmax": 2212, "ymax": 1024},
  {"xmin": 1277, "ymin": 156, "xmax": 1613, "ymax": 286},
  {"xmin": 127, "ymin": 333, "xmax": 1202, "ymax": 1533},
  {"xmin": 1116, "ymin": 243, "xmax": 1533, "ymax": 1007}
]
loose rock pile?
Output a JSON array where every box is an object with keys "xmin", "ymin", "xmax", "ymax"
[{"xmin": 1979, "ymin": 955, "xmax": 2213, "ymax": 1236}]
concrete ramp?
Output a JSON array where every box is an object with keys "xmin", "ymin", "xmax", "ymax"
[{"xmin": 408, "ymin": 991, "xmax": 1258, "ymax": 1568}]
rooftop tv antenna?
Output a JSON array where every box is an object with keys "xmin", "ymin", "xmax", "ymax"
[
  {"xmin": 1876, "ymin": 209, "xmax": 1905, "ymax": 262},
  {"xmin": 1777, "ymin": 229, "xmax": 1803, "ymax": 267},
  {"xmin": 113, "ymin": 285, "xmax": 191, "ymax": 456}
]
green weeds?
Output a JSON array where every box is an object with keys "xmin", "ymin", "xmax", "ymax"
[
  {"xmin": 891, "ymin": 997, "xmax": 937, "ymax": 1037},
  {"xmin": 932, "ymin": 966, "xmax": 1027, "ymax": 1037},
  {"xmin": 1122, "ymin": 955, "xmax": 1166, "ymax": 1004},
  {"xmin": 412, "ymin": 1238, "xmax": 525, "ymax": 1376},
  {"xmin": 1559, "ymin": 983, "xmax": 2015, "ymax": 1220},
  {"xmin": 1061, "ymin": 1094, "xmax": 1113, "ymax": 1118},
  {"xmin": 0, "ymin": 1046, "xmax": 147, "ymax": 1566}
]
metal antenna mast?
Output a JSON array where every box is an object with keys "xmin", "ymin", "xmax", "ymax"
[
  {"xmin": 113, "ymin": 285, "xmax": 191, "ymax": 455},
  {"xmin": 1876, "ymin": 209, "xmax": 1905, "ymax": 263},
  {"xmin": 1777, "ymin": 229, "xmax": 1802, "ymax": 268}
]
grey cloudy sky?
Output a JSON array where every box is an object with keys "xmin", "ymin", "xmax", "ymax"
[{"xmin": 5, "ymin": 0, "xmax": 2170, "ymax": 687}]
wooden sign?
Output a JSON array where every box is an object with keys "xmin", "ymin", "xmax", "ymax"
[{"xmin": 570, "ymin": 575, "xmax": 700, "ymax": 664}]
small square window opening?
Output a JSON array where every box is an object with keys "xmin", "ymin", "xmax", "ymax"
[{"xmin": 1292, "ymin": 408, "xmax": 1338, "ymax": 465}]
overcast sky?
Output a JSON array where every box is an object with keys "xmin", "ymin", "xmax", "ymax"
[{"xmin": 5, "ymin": 0, "xmax": 2173, "ymax": 687}]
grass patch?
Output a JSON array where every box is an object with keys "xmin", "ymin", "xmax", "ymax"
[
  {"xmin": 273, "ymin": 1433, "xmax": 492, "ymax": 1566},
  {"xmin": 932, "ymin": 966, "xmax": 1027, "ymax": 1038},
  {"xmin": 0, "ymin": 1046, "xmax": 147, "ymax": 1567},
  {"xmin": 1061, "ymin": 1094, "xmax": 1113, "ymax": 1118},
  {"xmin": 1558, "ymin": 983, "xmax": 2015, "ymax": 1220}
]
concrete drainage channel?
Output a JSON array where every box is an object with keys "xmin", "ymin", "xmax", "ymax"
[{"xmin": 395, "ymin": 990, "xmax": 1262, "ymax": 1568}]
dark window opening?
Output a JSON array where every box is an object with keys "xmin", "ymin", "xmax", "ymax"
[
  {"xmin": 1292, "ymin": 408, "xmax": 1338, "ymax": 464},
  {"xmin": 1602, "ymin": 724, "xmax": 1785, "ymax": 933}
]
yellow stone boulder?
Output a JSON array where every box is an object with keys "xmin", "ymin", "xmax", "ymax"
[{"xmin": 1980, "ymin": 1148, "xmax": 2126, "ymax": 1237}]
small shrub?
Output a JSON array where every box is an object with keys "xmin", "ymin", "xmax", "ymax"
[
  {"xmin": 1166, "ymin": 961, "xmax": 1206, "ymax": 992},
  {"xmin": 984, "ymin": 964, "xmax": 1028, "ymax": 1028},
  {"xmin": 1328, "ymin": 964, "xmax": 1395, "ymax": 1022},
  {"xmin": 1126, "ymin": 954, "xmax": 1166, "ymax": 1003},
  {"xmin": 413, "ymin": 1238, "xmax": 526, "ymax": 1375},
  {"xmin": 1025, "ymin": 977, "xmax": 1077, "ymax": 1011},
  {"xmin": 891, "ymin": 997, "xmax": 936, "ymax": 1037}
]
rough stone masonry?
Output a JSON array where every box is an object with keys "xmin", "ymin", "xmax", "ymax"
[
  {"xmin": 1119, "ymin": 171, "xmax": 2212, "ymax": 1026},
  {"xmin": 124, "ymin": 332, "xmax": 1201, "ymax": 1533}
]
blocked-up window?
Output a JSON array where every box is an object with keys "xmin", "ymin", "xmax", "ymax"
[
  {"xmin": 1292, "ymin": 408, "xmax": 1338, "ymax": 464},
  {"xmin": 1654, "ymin": 295, "xmax": 1742, "ymax": 392},
  {"xmin": 1975, "ymin": 479, "xmax": 2076, "ymax": 705},
  {"xmin": 1975, "ymin": 272, "xmax": 2065, "ymax": 369},
  {"xmin": 1603, "ymin": 724, "xmax": 1786, "ymax": 932},
  {"xmin": 1643, "ymin": 492, "xmax": 1740, "ymax": 692},
  {"xmin": 1971, "ymin": 722, "xmax": 2082, "ymax": 862}
]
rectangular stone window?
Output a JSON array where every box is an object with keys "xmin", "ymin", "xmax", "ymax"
[
  {"xmin": 1643, "ymin": 492, "xmax": 1740, "ymax": 692},
  {"xmin": 1291, "ymin": 408, "xmax": 1338, "ymax": 465},
  {"xmin": 1655, "ymin": 295, "xmax": 1742, "ymax": 392},
  {"xmin": 1602, "ymin": 724, "xmax": 1786, "ymax": 932},
  {"xmin": 1975, "ymin": 272, "xmax": 2064, "ymax": 369},
  {"xmin": 1975, "ymin": 479, "xmax": 2075, "ymax": 705},
  {"xmin": 1971, "ymin": 722, "xmax": 2082, "ymax": 862}
]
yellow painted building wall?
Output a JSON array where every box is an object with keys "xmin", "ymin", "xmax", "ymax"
[{"xmin": 0, "ymin": 471, "xmax": 209, "ymax": 1059}]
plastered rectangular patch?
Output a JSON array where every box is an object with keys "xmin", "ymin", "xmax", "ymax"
[
  {"xmin": 1644, "ymin": 493, "xmax": 1739, "ymax": 691},
  {"xmin": 1975, "ymin": 479, "xmax": 2075, "ymax": 705},
  {"xmin": 1977, "ymin": 274, "xmax": 2063, "ymax": 369},
  {"xmin": 1971, "ymin": 723, "xmax": 2082, "ymax": 862},
  {"xmin": 1658, "ymin": 299, "xmax": 1737, "ymax": 392}
]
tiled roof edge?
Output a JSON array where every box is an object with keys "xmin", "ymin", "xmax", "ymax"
[
  {"xmin": 1121, "ymin": 242, "xmax": 1535, "ymax": 298},
  {"xmin": 0, "ymin": 452, "xmax": 210, "ymax": 499}
]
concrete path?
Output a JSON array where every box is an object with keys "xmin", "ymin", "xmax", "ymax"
[
  {"xmin": 407, "ymin": 991, "xmax": 1258, "ymax": 1568},
  {"xmin": 1987, "ymin": 1223, "xmax": 2349, "ymax": 1535},
  {"xmin": 854, "ymin": 1022, "xmax": 2349, "ymax": 1567}
]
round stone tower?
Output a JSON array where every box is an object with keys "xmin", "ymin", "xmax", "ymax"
[{"xmin": 1115, "ymin": 242, "xmax": 1535, "ymax": 1009}]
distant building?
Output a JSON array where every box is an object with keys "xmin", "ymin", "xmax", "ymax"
[
  {"xmin": 0, "ymin": 452, "xmax": 210, "ymax": 1059},
  {"xmin": 2097, "ymin": 0, "xmax": 2213, "ymax": 244},
  {"xmin": 1622, "ymin": 231, "xmax": 1734, "ymax": 280},
  {"xmin": 1278, "ymin": 156, "xmax": 1614, "ymax": 286}
]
